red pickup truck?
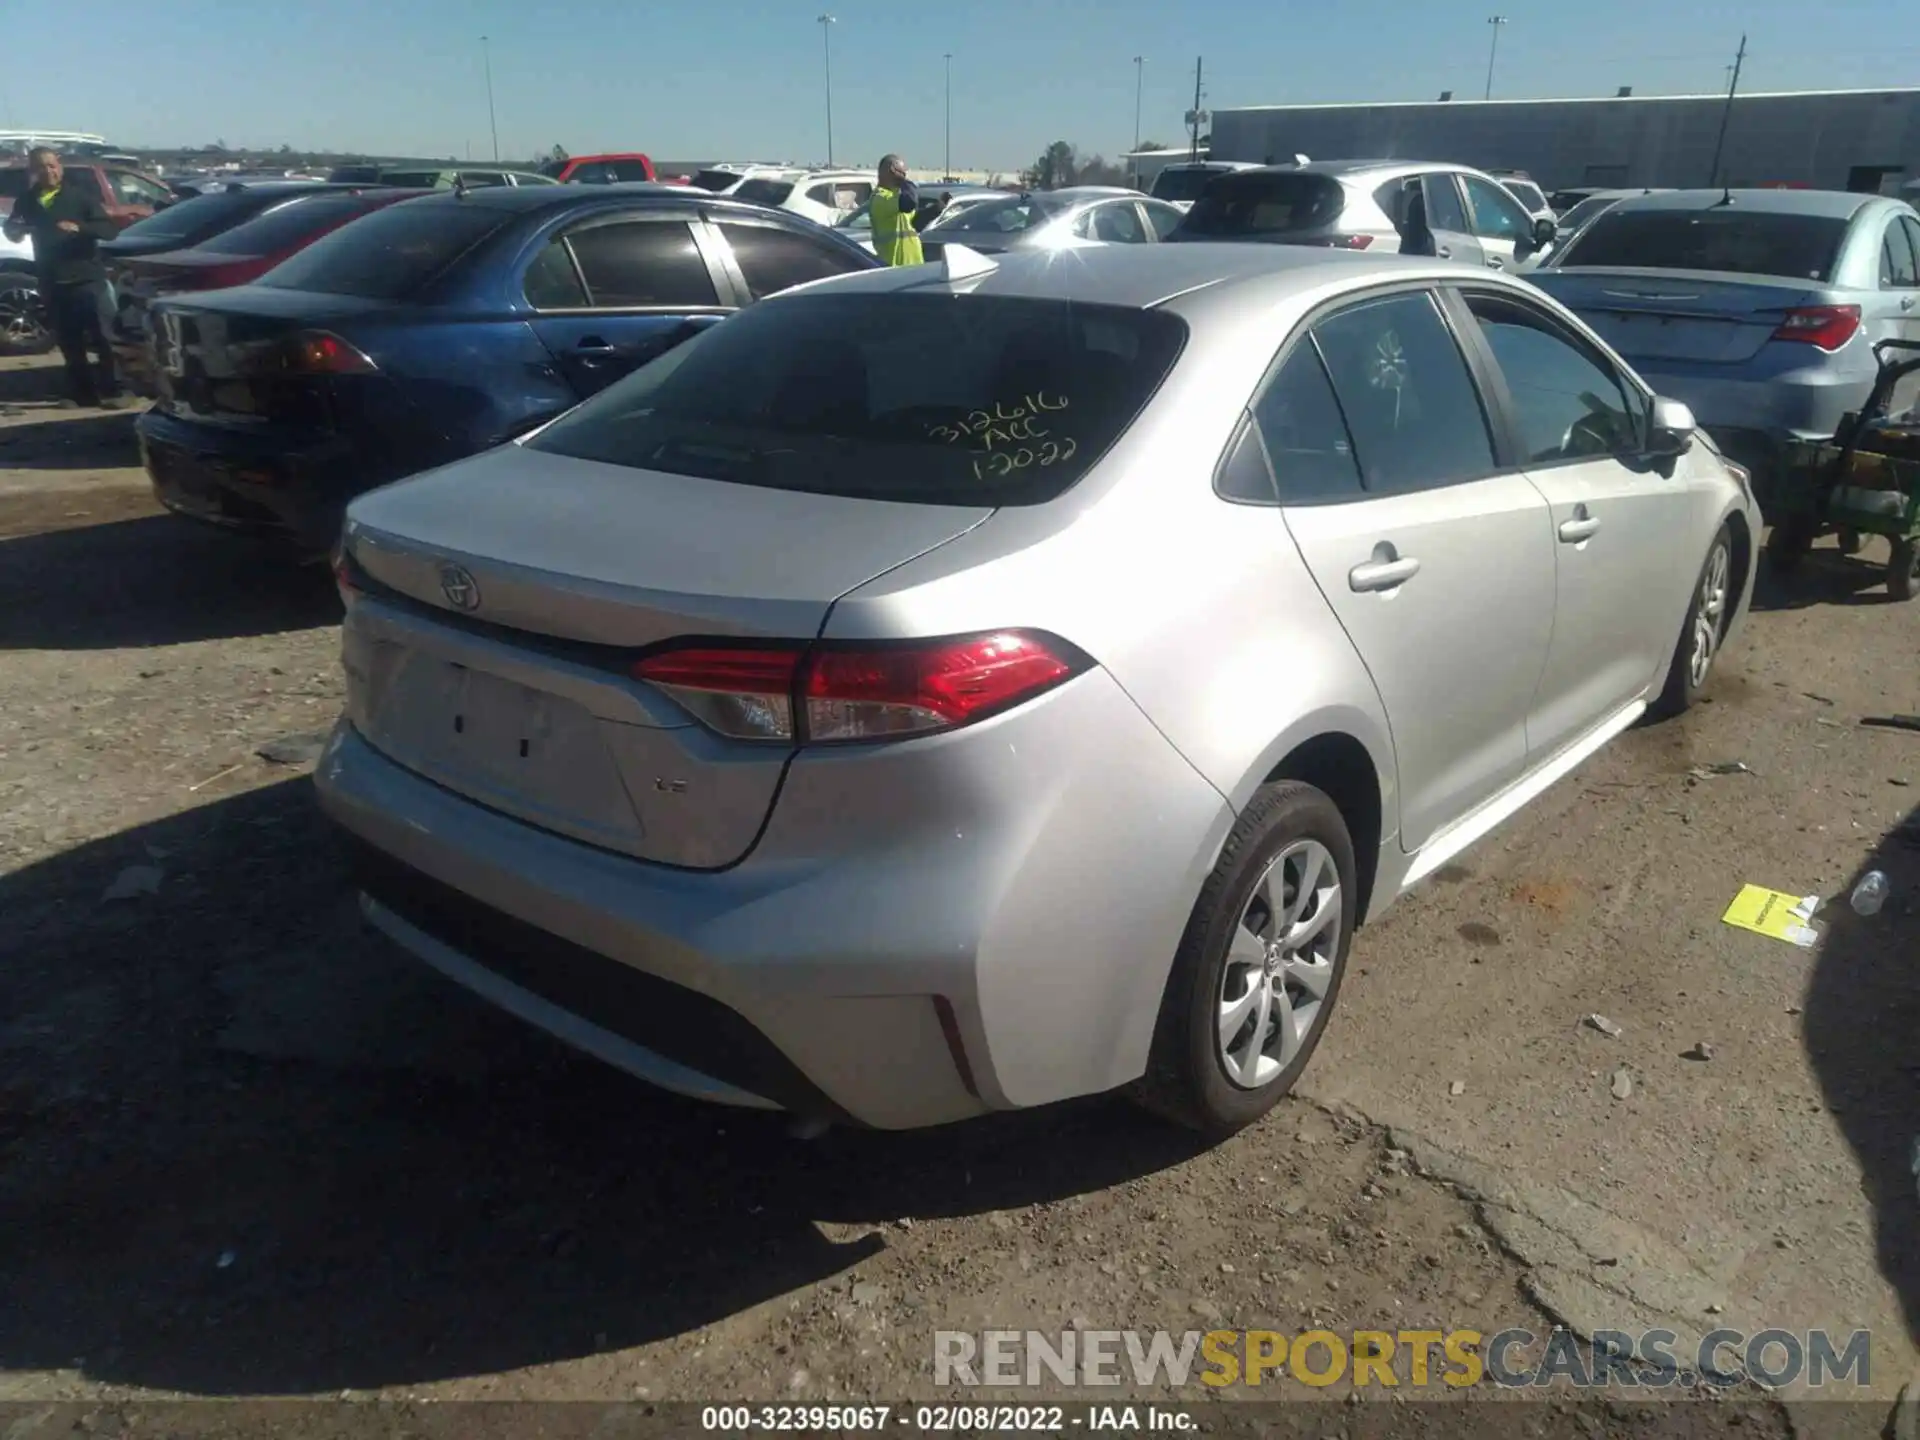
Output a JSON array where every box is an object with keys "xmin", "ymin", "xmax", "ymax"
[{"xmin": 538, "ymin": 153, "xmax": 686, "ymax": 185}]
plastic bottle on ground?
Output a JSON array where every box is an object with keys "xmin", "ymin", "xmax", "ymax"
[{"xmin": 1849, "ymin": 871, "xmax": 1889, "ymax": 917}]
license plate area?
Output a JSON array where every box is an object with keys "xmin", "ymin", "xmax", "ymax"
[{"xmin": 364, "ymin": 649, "xmax": 648, "ymax": 851}]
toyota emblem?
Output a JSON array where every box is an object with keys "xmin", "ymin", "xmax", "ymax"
[{"xmin": 438, "ymin": 563, "xmax": 481, "ymax": 612}]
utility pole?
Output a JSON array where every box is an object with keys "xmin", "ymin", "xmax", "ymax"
[
  {"xmin": 818, "ymin": 14, "xmax": 837, "ymax": 167},
  {"xmin": 480, "ymin": 35, "xmax": 499, "ymax": 162},
  {"xmin": 1483, "ymin": 16, "xmax": 1508, "ymax": 102},
  {"xmin": 1187, "ymin": 57, "xmax": 1205, "ymax": 164},
  {"xmin": 1708, "ymin": 34, "xmax": 1747, "ymax": 188},
  {"xmin": 944, "ymin": 53, "xmax": 953, "ymax": 179}
]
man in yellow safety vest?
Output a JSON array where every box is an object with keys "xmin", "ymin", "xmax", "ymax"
[{"xmin": 870, "ymin": 154, "xmax": 945, "ymax": 266}]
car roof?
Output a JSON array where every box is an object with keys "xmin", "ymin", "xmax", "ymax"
[
  {"xmin": 384, "ymin": 184, "xmax": 810, "ymax": 220},
  {"xmin": 1039, "ymin": 186, "xmax": 1143, "ymax": 201},
  {"xmin": 1598, "ymin": 188, "xmax": 1891, "ymax": 219},
  {"xmin": 568, "ymin": 153, "xmax": 652, "ymax": 163},
  {"xmin": 801, "ymin": 238, "xmax": 1465, "ymax": 310}
]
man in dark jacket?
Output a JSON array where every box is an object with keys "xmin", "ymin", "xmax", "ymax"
[{"xmin": 2, "ymin": 148, "xmax": 123, "ymax": 408}]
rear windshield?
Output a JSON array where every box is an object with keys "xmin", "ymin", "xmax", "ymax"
[
  {"xmin": 1504, "ymin": 180, "xmax": 1548, "ymax": 213},
  {"xmin": 733, "ymin": 178, "xmax": 795, "ymax": 207},
  {"xmin": 106, "ymin": 188, "xmax": 277, "ymax": 245},
  {"xmin": 256, "ymin": 201, "xmax": 509, "ymax": 298},
  {"xmin": 329, "ymin": 166, "xmax": 382, "ymax": 184},
  {"xmin": 1553, "ymin": 194, "xmax": 1620, "ymax": 237},
  {"xmin": 380, "ymin": 170, "xmax": 448, "ymax": 188},
  {"xmin": 195, "ymin": 194, "xmax": 384, "ymax": 256},
  {"xmin": 1172, "ymin": 172, "xmax": 1347, "ymax": 238},
  {"xmin": 1150, "ymin": 168, "xmax": 1228, "ymax": 204},
  {"xmin": 1558, "ymin": 208, "xmax": 1851, "ymax": 281},
  {"xmin": 526, "ymin": 292, "xmax": 1188, "ymax": 507},
  {"xmin": 688, "ymin": 169, "xmax": 743, "ymax": 192}
]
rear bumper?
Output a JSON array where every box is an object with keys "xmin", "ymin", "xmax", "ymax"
[
  {"xmin": 1634, "ymin": 363, "xmax": 1875, "ymax": 471},
  {"xmin": 137, "ymin": 408, "xmax": 367, "ymax": 554},
  {"xmin": 314, "ymin": 665, "xmax": 1233, "ymax": 1129}
]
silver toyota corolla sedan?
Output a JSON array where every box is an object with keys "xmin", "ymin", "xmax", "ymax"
[{"xmin": 317, "ymin": 242, "xmax": 1758, "ymax": 1137}]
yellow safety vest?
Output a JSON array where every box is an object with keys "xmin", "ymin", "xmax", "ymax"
[{"xmin": 871, "ymin": 186, "xmax": 923, "ymax": 266}]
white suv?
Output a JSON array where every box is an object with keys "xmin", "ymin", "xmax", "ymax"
[{"xmin": 730, "ymin": 168, "xmax": 875, "ymax": 227}]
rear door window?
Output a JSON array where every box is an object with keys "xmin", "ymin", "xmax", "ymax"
[
  {"xmin": 1145, "ymin": 202, "xmax": 1181, "ymax": 240},
  {"xmin": 1151, "ymin": 168, "xmax": 1226, "ymax": 205},
  {"xmin": 714, "ymin": 222, "xmax": 868, "ymax": 298},
  {"xmin": 1460, "ymin": 175, "xmax": 1531, "ymax": 242},
  {"xmin": 567, "ymin": 220, "xmax": 721, "ymax": 307},
  {"xmin": 526, "ymin": 292, "xmax": 1188, "ymax": 507},
  {"xmin": 1251, "ymin": 342, "xmax": 1365, "ymax": 504},
  {"xmin": 1174, "ymin": 172, "xmax": 1347, "ymax": 238},
  {"xmin": 569, "ymin": 162, "xmax": 615, "ymax": 185},
  {"xmin": 522, "ymin": 236, "xmax": 590, "ymax": 308},
  {"xmin": 1422, "ymin": 174, "xmax": 1471, "ymax": 232},
  {"xmin": 1309, "ymin": 291, "xmax": 1496, "ymax": 495},
  {"xmin": 1559, "ymin": 208, "xmax": 1850, "ymax": 281},
  {"xmin": 609, "ymin": 160, "xmax": 654, "ymax": 183},
  {"xmin": 1880, "ymin": 217, "xmax": 1918, "ymax": 287},
  {"xmin": 108, "ymin": 170, "xmax": 171, "ymax": 207},
  {"xmin": 257, "ymin": 202, "xmax": 511, "ymax": 298},
  {"xmin": 1902, "ymin": 218, "xmax": 1920, "ymax": 284},
  {"xmin": 1089, "ymin": 201, "xmax": 1147, "ymax": 243}
]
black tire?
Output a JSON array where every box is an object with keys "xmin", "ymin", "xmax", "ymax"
[
  {"xmin": 1765, "ymin": 515, "xmax": 1814, "ymax": 572},
  {"xmin": 1890, "ymin": 538, "xmax": 1919, "ymax": 602},
  {"xmin": 1130, "ymin": 781, "xmax": 1356, "ymax": 1138},
  {"xmin": 0, "ymin": 267, "xmax": 51, "ymax": 357},
  {"xmin": 1651, "ymin": 523, "xmax": 1734, "ymax": 721}
]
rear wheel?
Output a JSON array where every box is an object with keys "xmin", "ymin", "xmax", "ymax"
[
  {"xmin": 1131, "ymin": 782, "xmax": 1355, "ymax": 1137},
  {"xmin": 1837, "ymin": 526, "xmax": 1863, "ymax": 556},
  {"xmin": 0, "ymin": 268, "xmax": 50, "ymax": 356},
  {"xmin": 1651, "ymin": 524, "xmax": 1733, "ymax": 720},
  {"xmin": 1890, "ymin": 538, "xmax": 1919, "ymax": 602}
]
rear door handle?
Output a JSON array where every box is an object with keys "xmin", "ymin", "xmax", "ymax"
[
  {"xmin": 1485, "ymin": 255, "xmax": 1505, "ymax": 269},
  {"xmin": 574, "ymin": 337, "xmax": 618, "ymax": 357},
  {"xmin": 1349, "ymin": 554, "xmax": 1421, "ymax": 592},
  {"xmin": 1559, "ymin": 507, "xmax": 1602, "ymax": 544},
  {"xmin": 1435, "ymin": 245, "xmax": 1451, "ymax": 259}
]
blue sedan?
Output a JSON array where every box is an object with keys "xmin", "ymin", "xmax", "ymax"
[{"xmin": 136, "ymin": 185, "xmax": 880, "ymax": 554}]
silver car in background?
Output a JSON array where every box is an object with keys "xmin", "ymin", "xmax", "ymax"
[
  {"xmin": 1530, "ymin": 188, "xmax": 1920, "ymax": 498},
  {"xmin": 1168, "ymin": 159, "xmax": 1559, "ymax": 272},
  {"xmin": 317, "ymin": 243, "xmax": 1756, "ymax": 1137},
  {"xmin": 917, "ymin": 187, "xmax": 1186, "ymax": 253}
]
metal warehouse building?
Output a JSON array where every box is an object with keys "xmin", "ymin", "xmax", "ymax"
[{"xmin": 1209, "ymin": 88, "xmax": 1920, "ymax": 194}]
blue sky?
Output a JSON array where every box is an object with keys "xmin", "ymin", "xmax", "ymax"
[{"xmin": 14, "ymin": 0, "xmax": 1919, "ymax": 171}]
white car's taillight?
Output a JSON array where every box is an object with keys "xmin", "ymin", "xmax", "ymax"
[{"xmin": 632, "ymin": 631, "xmax": 1090, "ymax": 745}]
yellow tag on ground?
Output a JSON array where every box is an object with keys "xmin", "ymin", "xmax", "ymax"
[{"xmin": 1721, "ymin": 883, "xmax": 1822, "ymax": 948}]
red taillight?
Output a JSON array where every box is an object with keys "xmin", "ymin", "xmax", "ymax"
[
  {"xmin": 236, "ymin": 330, "xmax": 378, "ymax": 378},
  {"xmin": 632, "ymin": 631, "xmax": 1087, "ymax": 744},
  {"xmin": 331, "ymin": 545, "xmax": 361, "ymax": 607},
  {"xmin": 288, "ymin": 331, "xmax": 378, "ymax": 374},
  {"xmin": 1771, "ymin": 305, "xmax": 1860, "ymax": 351},
  {"xmin": 1338, "ymin": 234, "xmax": 1373, "ymax": 249}
]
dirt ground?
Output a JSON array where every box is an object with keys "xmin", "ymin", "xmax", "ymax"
[{"xmin": 1, "ymin": 352, "xmax": 1915, "ymax": 1433}]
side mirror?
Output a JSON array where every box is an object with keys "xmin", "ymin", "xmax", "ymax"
[
  {"xmin": 1649, "ymin": 396, "xmax": 1696, "ymax": 455},
  {"xmin": 1531, "ymin": 215, "xmax": 1557, "ymax": 248}
]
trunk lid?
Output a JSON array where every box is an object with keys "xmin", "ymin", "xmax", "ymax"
[
  {"xmin": 148, "ymin": 287, "xmax": 396, "ymax": 427},
  {"xmin": 1531, "ymin": 268, "xmax": 1829, "ymax": 365},
  {"xmin": 341, "ymin": 443, "xmax": 992, "ymax": 868}
]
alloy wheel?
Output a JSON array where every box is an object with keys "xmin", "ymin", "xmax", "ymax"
[
  {"xmin": 1688, "ymin": 540, "xmax": 1730, "ymax": 690},
  {"xmin": 1216, "ymin": 839, "xmax": 1342, "ymax": 1090},
  {"xmin": 0, "ymin": 281, "xmax": 44, "ymax": 350}
]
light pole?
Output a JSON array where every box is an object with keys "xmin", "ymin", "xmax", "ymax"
[
  {"xmin": 1483, "ymin": 16, "xmax": 1508, "ymax": 102},
  {"xmin": 817, "ymin": 14, "xmax": 837, "ymax": 167},
  {"xmin": 944, "ymin": 52, "xmax": 952, "ymax": 179},
  {"xmin": 1131, "ymin": 56, "xmax": 1144, "ymax": 183},
  {"xmin": 480, "ymin": 35, "xmax": 499, "ymax": 162}
]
